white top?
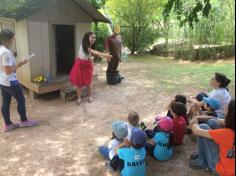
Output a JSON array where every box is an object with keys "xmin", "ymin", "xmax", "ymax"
[
  {"xmin": 78, "ymin": 46, "xmax": 92, "ymax": 60},
  {"xmin": 126, "ymin": 123, "xmax": 136, "ymax": 142},
  {"xmin": 208, "ymin": 88, "xmax": 231, "ymax": 118},
  {"xmin": 0, "ymin": 46, "xmax": 17, "ymax": 86},
  {"xmin": 108, "ymin": 139, "xmax": 122, "ymax": 160}
]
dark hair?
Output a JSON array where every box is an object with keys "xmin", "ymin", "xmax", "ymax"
[
  {"xmin": 171, "ymin": 102, "xmax": 189, "ymax": 124},
  {"xmin": 175, "ymin": 95, "xmax": 187, "ymax": 105},
  {"xmin": 132, "ymin": 143, "xmax": 144, "ymax": 149},
  {"xmin": 171, "ymin": 102, "xmax": 187, "ymax": 117},
  {"xmin": 215, "ymin": 73, "xmax": 231, "ymax": 89},
  {"xmin": 225, "ymin": 100, "xmax": 235, "ymax": 131},
  {"xmin": 196, "ymin": 92, "xmax": 208, "ymax": 102},
  {"xmin": 153, "ymin": 125, "xmax": 162, "ymax": 133},
  {"xmin": 128, "ymin": 111, "xmax": 140, "ymax": 127},
  {"xmin": 82, "ymin": 32, "xmax": 96, "ymax": 55},
  {"xmin": 0, "ymin": 29, "xmax": 15, "ymax": 47}
]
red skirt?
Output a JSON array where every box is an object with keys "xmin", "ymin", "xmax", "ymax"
[{"xmin": 70, "ymin": 58, "xmax": 93, "ymax": 87}]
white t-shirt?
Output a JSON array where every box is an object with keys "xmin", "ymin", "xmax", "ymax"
[
  {"xmin": 208, "ymin": 88, "xmax": 231, "ymax": 118},
  {"xmin": 0, "ymin": 46, "xmax": 17, "ymax": 86},
  {"xmin": 108, "ymin": 139, "xmax": 122, "ymax": 160},
  {"xmin": 78, "ymin": 46, "xmax": 92, "ymax": 60},
  {"xmin": 126, "ymin": 123, "xmax": 137, "ymax": 142}
]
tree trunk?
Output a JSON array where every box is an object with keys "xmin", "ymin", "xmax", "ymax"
[
  {"xmin": 165, "ymin": 32, "xmax": 169, "ymax": 50},
  {"xmin": 164, "ymin": 19, "xmax": 169, "ymax": 50},
  {"xmin": 132, "ymin": 25, "xmax": 136, "ymax": 55}
]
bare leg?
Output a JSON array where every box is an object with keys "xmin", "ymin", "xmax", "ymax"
[
  {"xmin": 77, "ymin": 87, "xmax": 82, "ymax": 105},
  {"xmin": 88, "ymin": 84, "xmax": 93, "ymax": 103}
]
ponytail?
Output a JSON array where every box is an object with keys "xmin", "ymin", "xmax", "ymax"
[{"xmin": 215, "ymin": 73, "xmax": 231, "ymax": 89}]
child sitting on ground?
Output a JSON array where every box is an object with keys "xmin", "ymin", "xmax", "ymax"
[
  {"xmin": 126, "ymin": 111, "xmax": 140, "ymax": 141},
  {"xmin": 99, "ymin": 120, "xmax": 129, "ymax": 171},
  {"xmin": 145, "ymin": 116, "xmax": 173, "ymax": 161},
  {"xmin": 190, "ymin": 97, "xmax": 220, "ymax": 119},
  {"xmin": 167, "ymin": 95, "xmax": 187, "ymax": 119},
  {"xmin": 116, "ymin": 128, "xmax": 147, "ymax": 176},
  {"xmin": 167, "ymin": 95, "xmax": 190, "ymax": 134},
  {"xmin": 191, "ymin": 97, "xmax": 222, "ymax": 130},
  {"xmin": 170, "ymin": 102, "xmax": 187, "ymax": 146}
]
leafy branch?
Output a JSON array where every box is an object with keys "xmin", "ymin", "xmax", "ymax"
[{"xmin": 163, "ymin": 0, "xmax": 212, "ymax": 28}]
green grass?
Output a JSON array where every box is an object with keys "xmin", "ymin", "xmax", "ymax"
[{"xmin": 128, "ymin": 55, "xmax": 235, "ymax": 94}]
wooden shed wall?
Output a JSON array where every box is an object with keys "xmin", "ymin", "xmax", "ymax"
[
  {"xmin": 26, "ymin": 0, "xmax": 93, "ymax": 79},
  {"xmin": 27, "ymin": 21, "xmax": 51, "ymax": 79},
  {"xmin": 15, "ymin": 20, "xmax": 31, "ymax": 86}
]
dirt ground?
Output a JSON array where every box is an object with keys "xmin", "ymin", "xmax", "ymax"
[{"xmin": 0, "ymin": 60, "xmax": 218, "ymax": 176}]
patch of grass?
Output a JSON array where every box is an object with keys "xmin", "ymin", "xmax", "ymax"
[{"xmin": 128, "ymin": 55, "xmax": 235, "ymax": 94}]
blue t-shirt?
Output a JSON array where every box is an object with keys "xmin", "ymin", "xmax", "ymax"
[
  {"xmin": 117, "ymin": 147, "xmax": 146, "ymax": 176},
  {"xmin": 153, "ymin": 132, "xmax": 173, "ymax": 161}
]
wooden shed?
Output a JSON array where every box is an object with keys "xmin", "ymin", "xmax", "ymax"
[{"xmin": 0, "ymin": 0, "xmax": 109, "ymax": 97}]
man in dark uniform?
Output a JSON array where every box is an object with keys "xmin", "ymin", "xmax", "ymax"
[{"xmin": 105, "ymin": 25, "xmax": 122, "ymax": 73}]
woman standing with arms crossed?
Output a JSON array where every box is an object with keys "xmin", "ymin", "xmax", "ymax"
[
  {"xmin": 0, "ymin": 29, "xmax": 38, "ymax": 132},
  {"xmin": 70, "ymin": 32, "xmax": 112, "ymax": 105}
]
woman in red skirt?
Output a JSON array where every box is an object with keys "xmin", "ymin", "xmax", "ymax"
[{"xmin": 70, "ymin": 32, "xmax": 112, "ymax": 105}]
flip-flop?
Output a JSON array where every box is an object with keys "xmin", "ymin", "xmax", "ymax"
[{"xmin": 88, "ymin": 97, "xmax": 93, "ymax": 103}]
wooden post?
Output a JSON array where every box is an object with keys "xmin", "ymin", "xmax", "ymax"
[{"xmin": 29, "ymin": 90, "xmax": 39, "ymax": 100}]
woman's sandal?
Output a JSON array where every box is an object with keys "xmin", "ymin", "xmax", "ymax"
[{"xmin": 88, "ymin": 96, "xmax": 93, "ymax": 103}]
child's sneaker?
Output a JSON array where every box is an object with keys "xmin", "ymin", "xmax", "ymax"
[
  {"xmin": 189, "ymin": 159, "xmax": 204, "ymax": 169},
  {"xmin": 4, "ymin": 123, "xmax": 20, "ymax": 132},
  {"xmin": 190, "ymin": 153, "xmax": 199, "ymax": 160},
  {"xmin": 20, "ymin": 119, "xmax": 38, "ymax": 127},
  {"xmin": 189, "ymin": 159, "xmax": 212, "ymax": 173},
  {"xmin": 140, "ymin": 122, "xmax": 147, "ymax": 131}
]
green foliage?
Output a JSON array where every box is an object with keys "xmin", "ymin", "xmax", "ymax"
[
  {"xmin": 92, "ymin": 23, "xmax": 109, "ymax": 52},
  {"xmin": 188, "ymin": 0, "xmax": 234, "ymax": 45},
  {"xmin": 91, "ymin": 23, "xmax": 109, "ymax": 61},
  {"xmin": 106, "ymin": 0, "xmax": 160, "ymax": 54},
  {"xmin": 87, "ymin": 0, "xmax": 107, "ymax": 9},
  {"xmin": 163, "ymin": 0, "xmax": 212, "ymax": 28},
  {"xmin": 0, "ymin": 0, "xmax": 25, "ymax": 12},
  {"xmin": 196, "ymin": 1, "xmax": 234, "ymax": 45},
  {"xmin": 162, "ymin": 0, "xmax": 235, "ymax": 60},
  {"xmin": 0, "ymin": 0, "xmax": 55, "ymax": 19}
]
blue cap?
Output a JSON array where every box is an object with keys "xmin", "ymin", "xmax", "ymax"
[
  {"xmin": 203, "ymin": 97, "xmax": 220, "ymax": 110},
  {"xmin": 112, "ymin": 120, "xmax": 128, "ymax": 140},
  {"xmin": 131, "ymin": 128, "xmax": 147, "ymax": 147}
]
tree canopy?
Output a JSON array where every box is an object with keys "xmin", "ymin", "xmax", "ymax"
[
  {"xmin": 163, "ymin": 0, "xmax": 212, "ymax": 28},
  {"xmin": 106, "ymin": 0, "xmax": 163, "ymax": 54},
  {"xmin": 0, "ymin": 0, "xmax": 54, "ymax": 19}
]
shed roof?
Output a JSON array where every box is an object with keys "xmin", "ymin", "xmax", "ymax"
[{"xmin": 0, "ymin": 0, "xmax": 110, "ymax": 23}]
